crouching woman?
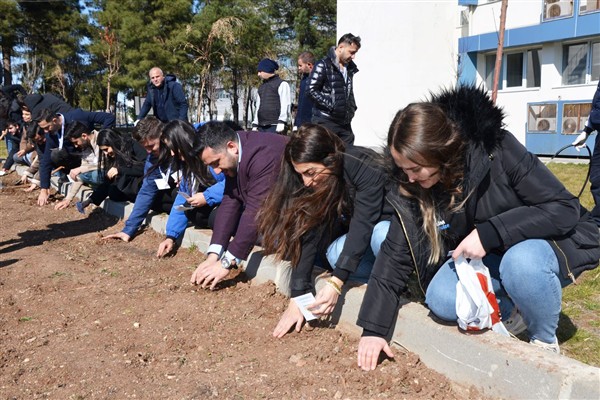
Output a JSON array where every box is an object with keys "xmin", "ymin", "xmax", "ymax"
[
  {"xmin": 356, "ymin": 86, "xmax": 600, "ymax": 371},
  {"xmin": 257, "ymin": 124, "xmax": 392, "ymax": 338},
  {"xmin": 77, "ymin": 129, "xmax": 146, "ymax": 212}
]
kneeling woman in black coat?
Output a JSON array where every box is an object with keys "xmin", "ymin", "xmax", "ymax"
[
  {"xmin": 77, "ymin": 129, "xmax": 146, "ymax": 213},
  {"xmin": 356, "ymin": 86, "xmax": 600, "ymax": 370},
  {"xmin": 258, "ymin": 124, "xmax": 391, "ymax": 338}
]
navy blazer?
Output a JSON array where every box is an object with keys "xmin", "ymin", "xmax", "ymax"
[{"xmin": 210, "ymin": 131, "xmax": 289, "ymax": 260}]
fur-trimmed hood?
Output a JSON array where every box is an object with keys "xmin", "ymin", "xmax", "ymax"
[{"xmin": 430, "ymin": 85, "xmax": 505, "ymax": 154}]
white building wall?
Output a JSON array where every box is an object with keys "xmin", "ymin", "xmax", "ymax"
[
  {"xmin": 469, "ymin": 1, "xmax": 543, "ymax": 35},
  {"xmin": 337, "ymin": 0, "xmax": 460, "ymax": 146},
  {"xmin": 474, "ymin": 41, "xmax": 596, "ymax": 142}
]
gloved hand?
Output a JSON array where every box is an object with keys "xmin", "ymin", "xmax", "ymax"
[
  {"xmin": 292, "ymin": 126, "xmax": 298, "ymax": 132},
  {"xmin": 133, "ymin": 119, "xmax": 140, "ymax": 127},
  {"xmin": 276, "ymin": 123, "xmax": 285, "ymax": 133},
  {"xmin": 572, "ymin": 131, "xmax": 589, "ymax": 151},
  {"xmin": 252, "ymin": 127, "xmax": 258, "ymax": 131}
]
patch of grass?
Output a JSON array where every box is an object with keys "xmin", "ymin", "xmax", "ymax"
[
  {"xmin": 19, "ymin": 316, "xmax": 33, "ymax": 322},
  {"xmin": 0, "ymin": 140, "xmax": 7, "ymax": 159},
  {"xmin": 50, "ymin": 271, "xmax": 68, "ymax": 278},
  {"xmin": 100, "ymin": 268, "xmax": 119, "ymax": 277},
  {"xmin": 547, "ymin": 162, "xmax": 600, "ymax": 366},
  {"xmin": 188, "ymin": 243, "xmax": 198, "ymax": 252},
  {"xmin": 546, "ymin": 163, "xmax": 593, "ymax": 210}
]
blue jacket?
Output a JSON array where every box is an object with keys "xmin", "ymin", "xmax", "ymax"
[
  {"xmin": 122, "ymin": 154, "xmax": 225, "ymax": 238},
  {"xmin": 39, "ymin": 109, "xmax": 115, "ymax": 189},
  {"xmin": 121, "ymin": 154, "xmax": 170, "ymax": 237},
  {"xmin": 165, "ymin": 168, "xmax": 225, "ymax": 239},
  {"xmin": 137, "ymin": 74, "xmax": 188, "ymax": 122}
]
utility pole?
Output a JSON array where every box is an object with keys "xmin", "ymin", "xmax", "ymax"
[{"xmin": 492, "ymin": 0, "xmax": 508, "ymax": 104}]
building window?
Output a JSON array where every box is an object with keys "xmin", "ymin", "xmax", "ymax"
[
  {"xmin": 528, "ymin": 103, "xmax": 558, "ymax": 132},
  {"xmin": 527, "ymin": 49, "xmax": 542, "ymax": 87},
  {"xmin": 485, "ymin": 54, "xmax": 502, "ymax": 90},
  {"xmin": 543, "ymin": 0, "xmax": 574, "ymax": 21},
  {"xmin": 592, "ymin": 42, "xmax": 600, "ymax": 81},
  {"xmin": 563, "ymin": 42, "xmax": 600, "ymax": 84},
  {"xmin": 506, "ymin": 53, "xmax": 523, "ymax": 87},
  {"xmin": 488, "ymin": 49, "xmax": 541, "ymax": 90},
  {"xmin": 563, "ymin": 43, "xmax": 588, "ymax": 85},
  {"xmin": 579, "ymin": 0, "xmax": 600, "ymax": 14},
  {"xmin": 562, "ymin": 103, "xmax": 592, "ymax": 134}
]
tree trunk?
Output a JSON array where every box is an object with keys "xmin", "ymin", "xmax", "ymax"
[
  {"xmin": 232, "ymin": 69, "xmax": 239, "ymax": 123},
  {"xmin": 243, "ymin": 85, "xmax": 251, "ymax": 129},
  {"xmin": 492, "ymin": 0, "xmax": 508, "ymax": 104},
  {"xmin": 2, "ymin": 44, "xmax": 12, "ymax": 86},
  {"xmin": 106, "ymin": 78, "xmax": 112, "ymax": 113}
]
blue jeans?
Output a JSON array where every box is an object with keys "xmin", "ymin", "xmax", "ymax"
[
  {"xmin": 326, "ymin": 220, "xmax": 391, "ymax": 283},
  {"xmin": 2, "ymin": 136, "xmax": 19, "ymax": 170},
  {"xmin": 13, "ymin": 151, "xmax": 33, "ymax": 166},
  {"xmin": 78, "ymin": 171, "xmax": 103, "ymax": 189},
  {"xmin": 425, "ymin": 239, "xmax": 571, "ymax": 343}
]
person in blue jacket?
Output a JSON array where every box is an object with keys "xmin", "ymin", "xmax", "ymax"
[
  {"xmin": 152, "ymin": 120, "xmax": 225, "ymax": 257},
  {"xmin": 136, "ymin": 67, "xmax": 188, "ymax": 123},
  {"xmin": 571, "ymin": 80, "xmax": 600, "ymax": 225}
]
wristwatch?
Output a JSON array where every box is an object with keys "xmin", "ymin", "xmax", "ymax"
[{"xmin": 220, "ymin": 256, "xmax": 237, "ymax": 270}]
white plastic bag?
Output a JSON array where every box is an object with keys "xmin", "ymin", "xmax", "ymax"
[{"xmin": 455, "ymin": 256, "xmax": 509, "ymax": 336}]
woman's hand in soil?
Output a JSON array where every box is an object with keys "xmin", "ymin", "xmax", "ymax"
[
  {"xmin": 273, "ymin": 300, "xmax": 305, "ymax": 338},
  {"xmin": 156, "ymin": 238, "xmax": 174, "ymax": 258},
  {"xmin": 357, "ymin": 336, "xmax": 394, "ymax": 371},
  {"xmin": 102, "ymin": 232, "xmax": 131, "ymax": 242},
  {"xmin": 190, "ymin": 254, "xmax": 228, "ymax": 290},
  {"xmin": 308, "ymin": 281, "xmax": 340, "ymax": 317},
  {"xmin": 452, "ymin": 228, "xmax": 486, "ymax": 261},
  {"xmin": 54, "ymin": 199, "xmax": 71, "ymax": 210}
]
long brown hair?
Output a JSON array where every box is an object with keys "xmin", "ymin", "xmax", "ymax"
[
  {"xmin": 387, "ymin": 102, "xmax": 467, "ymax": 264},
  {"xmin": 257, "ymin": 124, "xmax": 348, "ymax": 266}
]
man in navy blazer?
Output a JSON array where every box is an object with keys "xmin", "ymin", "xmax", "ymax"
[
  {"xmin": 36, "ymin": 107, "xmax": 115, "ymax": 206},
  {"xmin": 191, "ymin": 121, "xmax": 288, "ymax": 289}
]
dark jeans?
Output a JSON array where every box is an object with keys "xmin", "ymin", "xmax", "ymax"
[
  {"xmin": 90, "ymin": 182, "xmax": 135, "ymax": 206},
  {"xmin": 150, "ymin": 186, "xmax": 178, "ymax": 214},
  {"xmin": 312, "ymin": 115, "xmax": 354, "ymax": 146},
  {"xmin": 50, "ymin": 148, "xmax": 82, "ymax": 173},
  {"xmin": 185, "ymin": 205, "xmax": 219, "ymax": 229},
  {"xmin": 257, "ymin": 125, "xmax": 278, "ymax": 133},
  {"xmin": 2, "ymin": 136, "xmax": 20, "ymax": 170}
]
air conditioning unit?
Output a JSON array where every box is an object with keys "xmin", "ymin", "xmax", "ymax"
[
  {"xmin": 536, "ymin": 118, "xmax": 556, "ymax": 132},
  {"xmin": 562, "ymin": 118, "xmax": 577, "ymax": 134},
  {"xmin": 545, "ymin": 1, "xmax": 573, "ymax": 19}
]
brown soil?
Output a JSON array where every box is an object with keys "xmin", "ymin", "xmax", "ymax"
[{"xmin": 0, "ymin": 175, "xmax": 487, "ymax": 399}]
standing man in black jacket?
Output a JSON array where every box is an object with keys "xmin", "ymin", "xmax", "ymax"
[{"xmin": 308, "ymin": 33, "xmax": 361, "ymax": 146}]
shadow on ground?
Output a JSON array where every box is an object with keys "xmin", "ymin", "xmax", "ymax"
[{"xmin": 0, "ymin": 209, "xmax": 119, "ymax": 256}]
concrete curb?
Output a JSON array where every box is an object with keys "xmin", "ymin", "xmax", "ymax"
[{"xmin": 36, "ymin": 173, "xmax": 600, "ymax": 399}]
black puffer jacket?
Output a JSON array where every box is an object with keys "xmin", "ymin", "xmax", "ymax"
[
  {"xmin": 357, "ymin": 85, "xmax": 600, "ymax": 338},
  {"xmin": 308, "ymin": 46, "xmax": 358, "ymax": 125}
]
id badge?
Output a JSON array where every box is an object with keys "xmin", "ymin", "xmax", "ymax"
[{"xmin": 154, "ymin": 177, "xmax": 170, "ymax": 190}]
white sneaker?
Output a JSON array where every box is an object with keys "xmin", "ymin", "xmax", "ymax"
[
  {"xmin": 530, "ymin": 338, "xmax": 561, "ymax": 354},
  {"xmin": 504, "ymin": 308, "xmax": 528, "ymax": 336}
]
